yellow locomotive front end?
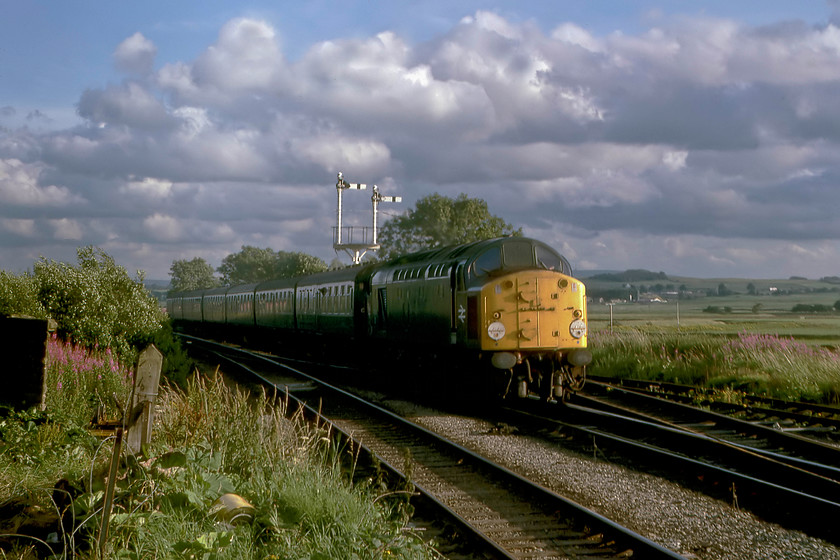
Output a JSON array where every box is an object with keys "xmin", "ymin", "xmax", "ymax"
[{"xmin": 479, "ymin": 269, "xmax": 591, "ymax": 399}]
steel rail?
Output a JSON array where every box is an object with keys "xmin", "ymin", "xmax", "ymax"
[
  {"xmin": 577, "ymin": 381, "xmax": 840, "ymax": 477},
  {"xmin": 499, "ymin": 400, "xmax": 840, "ymax": 544},
  {"xmin": 184, "ymin": 335, "xmax": 687, "ymax": 560}
]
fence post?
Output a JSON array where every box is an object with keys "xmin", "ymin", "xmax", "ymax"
[{"xmin": 126, "ymin": 345, "xmax": 163, "ymax": 455}]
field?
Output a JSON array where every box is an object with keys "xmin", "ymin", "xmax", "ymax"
[
  {"xmin": 581, "ymin": 275, "xmax": 840, "ymax": 402},
  {"xmin": 585, "ymin": 275, "xmax": 840, "ymax": 345}
]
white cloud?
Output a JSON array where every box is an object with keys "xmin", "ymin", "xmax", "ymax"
[
  {"xmin": 143, "ymin": 213, "xmax": 181, "ymax": 241},
  {"xmin": 50, "ymin": 219, "xmax": 83, "ymax": 241},
  {"xmin": 123, "ymin": 177, "xmax": 174, "ymax": 198},
  {"xmin": 662, "ymin": 151, "xmax": 688, "ymax": 171},
  {"xmin": 4, "ymin": 11, "xmax": 840, "ymax": 279},
  {"xmin": 0, "ymin": 159, "xmax": 78, "ymax": 206},
  {"xmin": 114, "ymin": 32, "xmax": 158, "ymax": 75},
  {"xmin": 1, "ymin": 219, "xmax": 36, "ymax": 237}
]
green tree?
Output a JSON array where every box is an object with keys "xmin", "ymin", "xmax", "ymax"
[
  {"xmin": 169, "ymin": 257, "xmax": 219, "ymax": 294},
  {"xmin": 218, "ymin": 246, "xmax": 279, "ymax": 285},
  {"xmin": 377, "ymin": 193, "xmax": 521, "ymax": 259},
  {"xmin": 275, "ymin": 251, "xmax": 328, "ymax": 278},
  {"xmin": 218, "ymin": 246, "xmax": 328, "ymax": 285},
  {"xmin": 0, "ymin": 271, "xmax": 46, "ymax": 318},
  {"xmin": 33, "ymin": 246, "xmax": 165, "ymax": 357}
]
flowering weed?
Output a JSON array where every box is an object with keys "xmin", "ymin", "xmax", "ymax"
[{"xmin": 44, "ymin": 334, "xmax": 134, "ymax": 425}]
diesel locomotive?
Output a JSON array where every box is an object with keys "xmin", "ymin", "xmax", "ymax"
[{"xmin": 167, "ymin": 237, "xmax": 591, "ymax": 399}]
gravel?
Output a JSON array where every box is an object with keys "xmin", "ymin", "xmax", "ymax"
[{"xmin": 381, "ymin": 397, "xmax": 840, "ymax": 560}]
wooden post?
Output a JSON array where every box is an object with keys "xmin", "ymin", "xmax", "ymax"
[
  {"xmin": 98, "ymin": 427, "xmax": 123, "ymax": 559},
  {"xmin": 126, "ymin": 345, "xmax": 163, "ymax": 455}
]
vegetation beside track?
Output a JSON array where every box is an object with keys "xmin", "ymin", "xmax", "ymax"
[
  {"xmin": 1, "ymin": 341, "xmax": 438, "ymax": 559},
  {"xmin": 585, "ymin": 283, "xmax": 840, "ymax": 404},
  {"xmin": 589, "ymin": 327, "xmax": 840, "ymax": 404}
]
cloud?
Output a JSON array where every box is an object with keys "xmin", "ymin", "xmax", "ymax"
[
  {"xmin": 114, "ymin": 32, "xmax": 158, "ymax": 75},
  {"xmin": 0, "ymin": 159, "xmax": 80, "ymax": 207},
  {"xmin": 2, "ymin": 11, "xmax": 840, "ymax": 279}
]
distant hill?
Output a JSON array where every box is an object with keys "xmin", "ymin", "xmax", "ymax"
[
  {"xmin": 586, "ymin": 269, "xmax": 669, "ymax": 283},
  {"xmin": 574, "ymin": 269, "xmax": 621, "ymax": 278}
]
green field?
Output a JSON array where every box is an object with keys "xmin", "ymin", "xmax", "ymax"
[
  {"xmin": 585, "ymin": 275, "xmax": 840, "ymax": 346},
  {"xmin": 579, "ymin": 274, "xmax": 840, "ymax": 402}
]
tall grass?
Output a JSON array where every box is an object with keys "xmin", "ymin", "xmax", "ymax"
[
  {"xmin": 590, "ymin": 328, "xmax": 840, "ymax": 403},
  {"xmin": 1, "ymin": 343, "xmax": 437, "ymax": 559}
]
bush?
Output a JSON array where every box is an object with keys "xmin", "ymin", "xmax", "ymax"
[
  {"xmin": 0, "ymin": 271, "xmax": 46, "ymax": 318},
  {"xmin": 2, "ymin": 246, "xmax": 192, "ymax": 384},
  {"xmin": 791, "ymin": 304, "xmax": 833, "ymax": 313},
  {"xmin": 32, "ymin": 246, "xmax": 165, "ymax": 359}
]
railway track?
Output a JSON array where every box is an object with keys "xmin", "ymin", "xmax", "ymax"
[
  {"xmin": 184, "ymin": 336, "xmax": 686, "ymax": 560},
  {"xmin": 493, "ymin": 382, "xmax": 840, "ymax": 543},
  {"xmin": 588, "ymin": 375, "xmax": 840, "ymax": 442}
]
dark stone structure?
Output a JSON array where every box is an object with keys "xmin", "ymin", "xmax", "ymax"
[{"xmin": 0, "ymin": 316, "xmax": 51, "ymax": 409}]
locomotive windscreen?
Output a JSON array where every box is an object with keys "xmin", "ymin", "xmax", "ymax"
[{"xmin": 470, "ymin": 239, "xmax": 572, "ymax": 279}]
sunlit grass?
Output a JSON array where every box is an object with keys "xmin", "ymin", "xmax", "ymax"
[
  {"xmin": 1, "ymin": 345, "xmax": 438, "ymax": 559},
  {"xmin": 589, "ymin": 328, "xmax": 840, "ymax": 403}
]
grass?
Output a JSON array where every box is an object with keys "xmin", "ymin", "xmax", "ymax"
[
  {"xmin": 0, "ymin": 342, "xmax": 439, "ymax": 559},
  {"xmin": 589, "ymin": 326, "xmax": 840, "ymax": 403},
  {"xmin": 587, "ymin": 292, "xmax": 840, "ymax": 400}
]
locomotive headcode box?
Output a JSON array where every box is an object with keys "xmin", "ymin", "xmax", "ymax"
[{"xmin": 0, "ymin": 316, "xmax": 51, "ymax": 410}]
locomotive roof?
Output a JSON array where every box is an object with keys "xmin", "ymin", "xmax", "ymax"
[{"xmin": 382, "ymin": 236, "xmax": 554, "ymax": 266}]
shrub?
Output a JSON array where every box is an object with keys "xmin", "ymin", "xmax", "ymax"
[
  {"xmin": 33, "ymin": 246, "xmax": 165, "ymax": 359},
  {"xmin": 0, "ymin": 271, "xmax": 46, "ymax": 318}
]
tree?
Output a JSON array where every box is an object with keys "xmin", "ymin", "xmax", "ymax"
[
  {"xmin": 747, "ymin": 283, "xmax": 756, "ymax": 295},
  {"xmin": 218, "ymin": 246, "xmax": 279, "ymax": 285},
  {"xmin": 275, "ymin": 251, "xmax": 328, "ymax": 278},
  {"xmin": 217, "ymin": 246, "xmax": 327, "ymax": 285},
  {"xmin": 169, "ymin": 257, "xmax": 219, "ymax": 293},
  {"xmin": 377, "ymin": 193, "xmax": 521, "ymax": 259}
]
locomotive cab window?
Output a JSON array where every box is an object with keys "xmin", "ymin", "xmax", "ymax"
[
  {"xmin": 471, "ymin": 247, "xmax": 501, "ymax": 277},
  {"xmin": 535, "ymin": 245, "xmax": 570, "ymax": 274},
  {"xmin": 468, "ymin": 240, "xmax": 572, "ymax": 282},
  {"xmin": 503, "ymin": 240, "xmax": 534, "ymax": 269}
]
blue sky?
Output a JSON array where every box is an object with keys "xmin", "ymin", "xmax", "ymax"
[{"xmin": 2, "ymin": 1, "xmax": 840, "ymax": 280}]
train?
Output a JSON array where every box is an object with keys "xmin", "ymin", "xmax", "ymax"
[{"xmin": 167, "ymin": 236, "xmax": 591, "ymax": 400}]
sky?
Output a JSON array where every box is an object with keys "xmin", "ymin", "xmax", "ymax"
[{"xmin": 2, "ymin": 2, "xmax": 840, "ymax": 281}]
